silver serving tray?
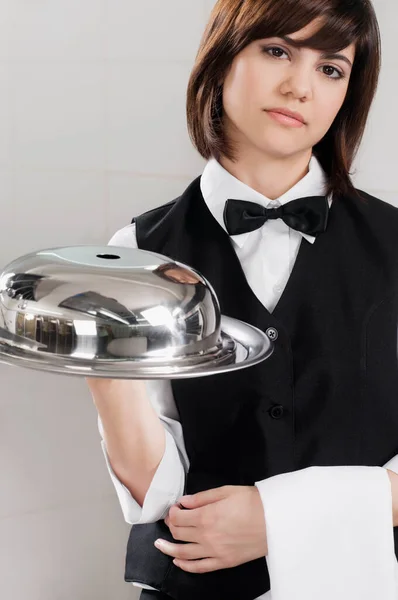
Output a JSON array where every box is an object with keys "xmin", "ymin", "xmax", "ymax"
[
  {"xmin": 0, "ymin": 315, "xmax": 272, "ymax": 379},
  {"xmin": 0, "ymin": 246, "xmax": 273, "ymax": 379}
]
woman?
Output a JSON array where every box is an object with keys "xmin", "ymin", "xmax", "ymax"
[{"xmin": 87, "ymin": 0, "xmax": 398, "ymax": 599}]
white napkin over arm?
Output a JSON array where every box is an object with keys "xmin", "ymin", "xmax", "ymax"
[{"xmin": 255, "ymin": 465, "xmax": 398, "ymax": 600}]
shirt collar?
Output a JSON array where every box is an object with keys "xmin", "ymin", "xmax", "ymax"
[{"xmin": 200, "ymin": 155, "xmax": 330, "ymax": 248}]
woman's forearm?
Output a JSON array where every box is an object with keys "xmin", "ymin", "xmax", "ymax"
[{"xmin": 86, "ymin": 378, "xmax": 166, "ymax": 507}]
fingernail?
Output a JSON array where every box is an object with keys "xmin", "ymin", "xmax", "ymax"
[{"xmin": 154, "ymin": 539, "xmax": 166, "ymax": 548}]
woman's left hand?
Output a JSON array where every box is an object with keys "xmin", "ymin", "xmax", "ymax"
[{"xmin": 154, "ymin": 485, "xmax": 268, "ymax": 573}]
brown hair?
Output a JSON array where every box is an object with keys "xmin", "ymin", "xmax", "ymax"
[{"xmin": 186, "ymin": 0, "xmax": 381, "ymax": 199}]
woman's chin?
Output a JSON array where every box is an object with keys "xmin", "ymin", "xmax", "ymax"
[{"xmin": 253, "ymin": 141, "xmax": 308, "ymax": 159}]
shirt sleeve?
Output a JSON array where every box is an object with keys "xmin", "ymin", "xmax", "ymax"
[
  {"xmin": 255, "ymin": 465, "xmax": 398, "ymax": 600},
  {"xmin": 107, "ymin": 222, "xmax": 139, "ymax": 249},
  {"xmin": 384, "ymin": 454, "xmax": 398, "ymax": 475},
  {"xmin": 99, "ymin": 405, "xmax": 188, "ymax": 524},
  {"xmin": 96, "ymin": 225, "xmax": 190, "ymax": 524}
]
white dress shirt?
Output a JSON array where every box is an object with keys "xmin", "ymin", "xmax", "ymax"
[{"xmin": 101, "ymin": 156, "xmax": 398, "ymax": 599}]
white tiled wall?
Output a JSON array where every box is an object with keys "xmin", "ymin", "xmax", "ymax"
[{"xmin": 0, "ymin": 1, "xmax": 396, "ymax": 599}]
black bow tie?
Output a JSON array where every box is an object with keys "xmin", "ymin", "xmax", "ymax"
[{"xmin": 223, "ymin": 196, "xmax": 329, "ymax": 237}]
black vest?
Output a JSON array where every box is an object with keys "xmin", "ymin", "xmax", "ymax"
[{"xmin": 124, "ymin": 177, "xmax": 398, "ymax": 600}]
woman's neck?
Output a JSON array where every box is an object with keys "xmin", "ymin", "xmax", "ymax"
[{"xmin": 219, "ymin": 147, "xmax": 312, "ymax": 200}]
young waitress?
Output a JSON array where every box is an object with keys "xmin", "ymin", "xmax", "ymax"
[{"xmin": 87, "ymin": 0, "xmax": 398, "ymax": 599}]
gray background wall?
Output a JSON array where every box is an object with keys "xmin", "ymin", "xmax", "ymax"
[{"xmin": 0, "ymin": 1, "xmax": 396, "ymax": 599}]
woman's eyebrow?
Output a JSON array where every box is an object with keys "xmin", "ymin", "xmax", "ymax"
[
  {"xmin": 279, "ymin": 35, "xmax": 353, "ymax": 68},
  {"xmin": 320, "ymin": 52, "xmax": 353, "ymax": 68}
]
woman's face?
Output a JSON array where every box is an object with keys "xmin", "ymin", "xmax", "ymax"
[{"xmin": 222, "ymin": 19, "xmax": 356, "ymax": 159}]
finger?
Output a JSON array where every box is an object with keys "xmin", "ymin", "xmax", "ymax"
[
  {"xmin": 154, "ymin": 539, "xmax": 207, "ymax": 560},
  {"xmin": 179, "ymin": 487, "xmax": 227, "ymax": 509},
  {"xmin": 169, "ymin": 526, "xmax": 198, "ymax": 543},
  {"xmin": 173, "ymin": 558, "xmax": 222, "ymax": 573},
  {"xmin": 168, "ymin": 505, "xmax": 201, "ymax": 527}
]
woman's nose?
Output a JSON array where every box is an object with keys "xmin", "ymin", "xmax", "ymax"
[{"xmin": 279, "ymin": 69, "xmax": 313, "ymax": 101}]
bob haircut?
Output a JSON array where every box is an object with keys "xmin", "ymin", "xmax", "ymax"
[{"xmin": 186, "ymin": 0, "xmax": 381, "ymax": 199}]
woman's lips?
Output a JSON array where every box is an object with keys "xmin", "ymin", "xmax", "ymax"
[{"xmin": 266, "ymin": 110, "xmax": 306, "ymax": 128}]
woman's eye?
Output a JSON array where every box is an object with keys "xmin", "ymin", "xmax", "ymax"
[
  {"xmin": 265, "ymin": 46, "xmax": 288, "ymax": 59},
  {"xmin": 321, "ymin": 65, "xmax": 344, "ymax": 80},
  {"xmin": 262, "ymin": 46, "xmax": 345, "ymax": 80}
]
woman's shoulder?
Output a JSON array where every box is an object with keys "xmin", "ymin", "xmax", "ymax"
[
  {"xmin": 108, "ymin": 177, "xmax": 202, "ymax": 249},
  {"xmin": 107, "ymin": 199, "xmax": 181, "ymax": 249},
  {"xmin": 354, "ymin": 189, "xmax": 398, "ymax": 218},
  {"xmin": 349, "ymin": 189, "xmax": 398, "ymax": 268},
  {"xmin": 352, "ymin": 188, "xmax": 398, "ymax": 233}
]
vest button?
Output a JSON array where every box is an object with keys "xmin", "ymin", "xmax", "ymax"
[
  {"xmin": 266, "ymin": 327, "xmax": 278, "ymax": 341},
  {"xmin": 269, "ymin": 405, "xmax": 284, "ymax": 419}
]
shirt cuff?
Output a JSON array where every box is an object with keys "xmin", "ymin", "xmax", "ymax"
[
  {"xmin": 100, "ymin": 429, "xmax": 186, "ymax": 524},
  {"xmin": 255, "ymin": 466, "xmax": 397, "ymax": 600}
]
